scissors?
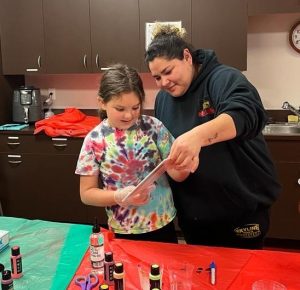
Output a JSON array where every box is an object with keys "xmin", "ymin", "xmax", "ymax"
[{"xmin": 74, "ymin": 273, "xmax": 99, "ymax": 290}]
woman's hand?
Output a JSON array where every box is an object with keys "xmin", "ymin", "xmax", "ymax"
[
  {"xmin": 169, "ymin": 128, "xmax": 201, "ymax": 173},
  {"xmin": 168, "ymin": 113, "xmax": 237, "ymax": 173}
]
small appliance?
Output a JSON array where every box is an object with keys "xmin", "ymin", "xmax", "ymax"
[{"xmin": 13, "ymin": 86, "xmax": 44, "ymax": 123}]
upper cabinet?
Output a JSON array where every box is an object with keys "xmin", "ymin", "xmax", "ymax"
[
  {"xmin": 192, "ymin": 0, "xmax": 247, "ymax": 71},
  {"xmin": 0, "ymin": 0, "xmax": 140, "ymax": 74},
  {"xmin": 0, "ymin": 0, "xmax": 45, "ymax": 74},
  {"xmin": 248, "ymin": 0, "xmax": 300, "ymax": 16},
  {"xmin": 0, "ymin": 0, "xmax": 248, "ymax": 74},
  {"xmin": 90, "ymin": 0, "xmax": 140, "ymax": 71},
  {"xmin": 139, "ymin": 0, "xmax": 192, "ymax": 72},
  {"xmin": 43, "ymin": 0, "xmax": 91, "ymax": 73}
]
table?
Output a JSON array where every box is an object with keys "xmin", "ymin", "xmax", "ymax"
[
  {"xmin": 0, "ymin": 217, "xmax": 91, "ymax": 289},
  {"xmin": 68, "ymin": 233, "xmax": 300, "ymax": 290},
  {"xmin": 1, "ymin": 217, "xmax": 300, "ymax": 290}
]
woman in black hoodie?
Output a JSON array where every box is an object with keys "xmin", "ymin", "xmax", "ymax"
[{"xmin": 145, "ymin": 24, "xmax": 281, "ymax": 249}]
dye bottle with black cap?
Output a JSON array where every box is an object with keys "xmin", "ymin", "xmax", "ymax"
[
  {"xmin": 11, "ymin": 245, "xmax": 23, "ymax": 279},
  {"xmin": 104, "ymin": 251, "xmax": 114, "ymax": 285},
  {"xmin": 149, "ymin": 264, "xmax": 161, "ymax": 290},
  {"xmin": 1, "ymin": 269, "xmax": 14, "ymax": 290},
  {"xmin": 113, "ymin": 262, "xmax": 124, "ymax": 290}
]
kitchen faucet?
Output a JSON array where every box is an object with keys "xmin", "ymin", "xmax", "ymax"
[{"xmin": 281, "ymin": 101, "xmax": 300, "ymax": 121}]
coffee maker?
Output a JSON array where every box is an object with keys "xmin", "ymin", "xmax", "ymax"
[{"xmin": 13, "ymin": 86, "xmax": 44, "ymax": 123}]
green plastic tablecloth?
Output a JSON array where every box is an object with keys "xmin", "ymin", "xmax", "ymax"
[{"xmin": 0, "ymin": 217, "xmax": 91, "ymax": 289}]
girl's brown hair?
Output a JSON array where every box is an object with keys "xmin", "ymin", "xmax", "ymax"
[{"xmin": 98, "ymin": 63, "xmax": 145, "ymax": 119}]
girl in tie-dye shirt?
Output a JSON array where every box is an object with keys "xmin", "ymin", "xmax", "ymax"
[{"xmin": 75, "ymin": 64, "xmax": 189, "ymax": 243}]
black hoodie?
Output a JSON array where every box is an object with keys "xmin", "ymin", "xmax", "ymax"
[{"xmin": 155, "ymin": 49, "xmax": 281, "ymax": 223}]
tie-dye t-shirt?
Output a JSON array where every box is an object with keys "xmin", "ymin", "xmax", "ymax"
[{"xmin": 75, "ymin": 115, "xmax": 176, "ymax": 234}]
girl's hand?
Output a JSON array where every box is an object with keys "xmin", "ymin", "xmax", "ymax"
[{"xmin": 114, "ymin": 185, "xmax": 155, "ymax": 207}]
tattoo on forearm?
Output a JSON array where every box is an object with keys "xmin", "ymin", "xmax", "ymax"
[{"xmin": 207, "ymin": 133, "xmax": 218, "ymax": 144}]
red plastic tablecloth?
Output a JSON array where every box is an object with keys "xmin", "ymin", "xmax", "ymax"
[{"xmin": 67, "ymin": 231, "xmax": 300, "ymax": 290}]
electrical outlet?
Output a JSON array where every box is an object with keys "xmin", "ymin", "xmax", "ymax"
[{"xmin": 48, "ymin": 88, "xmax": 56, "ymax": 100}]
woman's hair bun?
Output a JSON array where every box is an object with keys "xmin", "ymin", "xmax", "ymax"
[{"xmin": 152, "ymin": 22, "xmax": 186, "ymax": 40}]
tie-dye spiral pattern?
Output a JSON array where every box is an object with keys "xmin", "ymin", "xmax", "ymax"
[{"xmin": 75, "ymin": 115, "xmax": 176, "ymax": 234}]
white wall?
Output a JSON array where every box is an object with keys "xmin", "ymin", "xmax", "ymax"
[
  {"xmin": 26, "ymin": 13, "xmax": 300, "ymax": 110},
  {"xmin": 244, "ymin": 13, "xmax": 300, "ymax": 109}
]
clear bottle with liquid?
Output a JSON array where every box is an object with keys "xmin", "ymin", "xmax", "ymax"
[{"xmin": 89, "ymin": 219, "xmax": 104, "ymax": 273}]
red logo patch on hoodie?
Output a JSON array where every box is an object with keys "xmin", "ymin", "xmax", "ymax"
[{"xmin": 198, "ymin": 100, "xmax": 215, "ymax": 117}]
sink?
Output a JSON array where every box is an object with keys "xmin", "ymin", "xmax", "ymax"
[{"xmin": 263, "ymin": 123, "xmax": 300, "ymax": 135}]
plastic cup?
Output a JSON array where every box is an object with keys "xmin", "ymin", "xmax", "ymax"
[
  {"xmin": 137, "ymin": 264, "xmax": 149, "ymax": 290},
  {"xmin": 252, "ymin": 280, "xmax": 287, "ymax": 290},
  {"xmin": 168, "ymin": 262, "xmax": 194, "ymax": 290}
]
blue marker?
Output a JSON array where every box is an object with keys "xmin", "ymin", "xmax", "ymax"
[{"xmin": 209, "ymin": 261, "xmax": 216, "ymax": 285}]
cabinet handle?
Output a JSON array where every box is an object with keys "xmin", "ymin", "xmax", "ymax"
[
  {"xmin": 83, "ymin": 54, "xmax": 87, "ymax": 68},
  {"xmin": 95, "ymin": 54, "xmax": 99, "ymax": 68},
  {"xmin": 37, "ymin": 55, "xmax": 41, "ymax": 68},
  {"xmin": 7, "ymin": 154, "xmax": 22, "ymax": 165},
  {"xmin": 100, "ymin": 67, "xmax": 110, "ymax": 71},
  {"xmin": 53, "ymin": 143, "xmax": 67, "ymax": 147},
  {"xmin": 8, "ymin": 160, "xmax": 22, "ymax": 164},
  {"xmin": 7, "ymin": 142, "xmax": 21, "ymax": 146},
  {"xmin": 52, "ymin": 138, "xmax": 67, "ymax": 141}
]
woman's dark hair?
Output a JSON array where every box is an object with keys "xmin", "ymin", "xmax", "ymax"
[
  {"xmin": 145, "ymin": 24, "xmax": 194, "ymax": 64},
  {"xmin": 98, "ymin": 63, "xmax": 145, "ymax": 119}
]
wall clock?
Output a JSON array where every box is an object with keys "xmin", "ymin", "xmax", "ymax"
[{"xmin": 289, "ymin": 20, "xmax": 300, "ymax": 53}]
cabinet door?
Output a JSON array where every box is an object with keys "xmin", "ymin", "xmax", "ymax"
[
  {"xmin": 248, "ymin": 0, "xmax": 300, "ymax": 16},
  {"xmin": 43, "ymin": 0, "xmax": 91, "ymax": 73},
  {"xmin": 90, "ymin": 0, "xmax": 140, "ymax": 71},
  {"xmin": 139, "ymin": 0, "xmax": 192, "ymax": 72},
  {"xmin": 0, "ymin": 0, "xmax": 45, "ymax": 74},
  {"xmin": 268, "ymin": 162, "xmax": 300, "ymax": 240},
  {"xmin": 192, "ymin": 0, "xmax": 247, "ymax": 71},
  {"xmin": 0, "ymin": 153, "xmax": 88, "ymax": 223}
]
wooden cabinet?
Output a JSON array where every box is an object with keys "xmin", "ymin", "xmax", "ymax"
[
  {"xmin": 0, "ymin": 0, "xmax": 248, "ymax": 73},
  {"xmin": 0, "ymin": 132, "xmax": 106, "ymax": 225},
  {"xmin": 139, "ymin": 0, "xmax": 247, "ymax": 71},
  {"xmin": 90, "ymin": 0, "xmax": 140, "ymax": 71},
  {"xmin": 248, "ymin": 0, "xmax": 300, "ymax": 16},
  {"xmin": 0, "ymin": 0, "xmax": 45, "ymax": 74},
  {"xmin": 44, "ymin": 0, "xmax": 140, "ymax": 73},
  {"xmin": 266, "ymin": 137, "xmax": 300, "ymax": 241},
  {"xmin": 0, "ymin": 0, "xmax": 140, "ymax": 73},
  {"xmin": 139, "ymin": 0, "xmax": 192, "ymax": 72},
  {"xmin": 43, "ymin": 0, "xmax": 92, "ymax": 73},
  {"xmin": 192, "ymin": 0, "xmax": 247, "ymax": 70}
]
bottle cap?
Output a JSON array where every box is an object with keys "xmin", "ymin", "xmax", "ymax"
[
  {"xmin": 114, "ymin": 262, "xmax": 123, "ymax": 274},
  {"xmin": 99, "ymin": 284, "xmax": 109, "ymax": 289},
  {"xmin": 92, "ymin": 218, "xmax": 100, "ymax": 233},
  {"xmin": 11, "ymin": 245, "xmax": 20, "ymax": 256},
  {"xmin": 2, "ymin": 270, "xmax": 12, "ymax": 280},
  {"xmin": 105, "ymin": 252, "xmax": 113, "ymax": 262},
  {"xmin": 151, "ymin": 264, "xmax": 160, "ymax": 276}
]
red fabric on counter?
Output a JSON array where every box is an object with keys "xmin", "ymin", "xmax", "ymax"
[
  {"xmin": 67, "ymin": 232, "xmax": 300, "ymax": 290},
  {"xmin": 34, "ymin": 107, "xmax": 100, "ymax": 137}
]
